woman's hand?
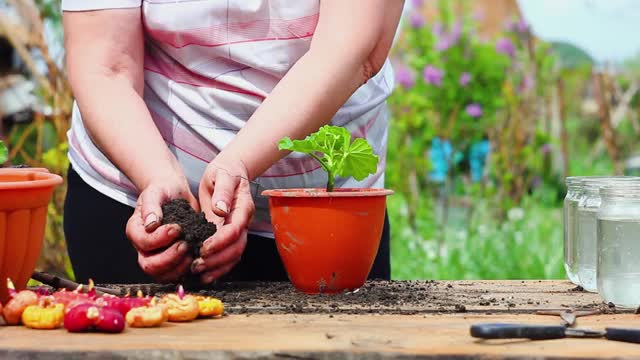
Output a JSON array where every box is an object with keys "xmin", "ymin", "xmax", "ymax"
[
  {"xmin": 193, "ymin": 155, "xmax": 256, "ymax": 284},
  {"xmin": 126, "ymin": 175, "xmax": 199, "ymax": 283}
]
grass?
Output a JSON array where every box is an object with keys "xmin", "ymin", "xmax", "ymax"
[
  {"xmin": 388, "ymin": 192, "xmax": 565, "ymax": 280},
  {"xmin": 386, "ymin": 114, "xmax": 632, "ymax": 280}
]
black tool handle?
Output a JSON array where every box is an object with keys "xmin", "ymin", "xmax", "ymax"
[
  {"xmin": 471, "ymin": 323, "xmax": 567, "ymax": 340},
  {"xmin": 605, "ymin": 328, "xmax": 640, "ymax": 344}
]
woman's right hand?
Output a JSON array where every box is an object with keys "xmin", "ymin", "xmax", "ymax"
[{"xmin": 125, "ymin": 175, "xmax": 198, "ymax": 283}]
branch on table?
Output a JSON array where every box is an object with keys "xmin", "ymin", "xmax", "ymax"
[{"xmin": 31, "ymin": 271, "xmax": 121, "ymax": 296}]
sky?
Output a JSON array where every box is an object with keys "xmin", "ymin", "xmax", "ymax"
[{"xmin": 517, "ymin": 0, "xmax": 640, "ymax": 63}]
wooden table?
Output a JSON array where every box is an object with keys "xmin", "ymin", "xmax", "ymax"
[{"xmin": 1, "ymin": 280, "xmax": 638, "ymax": 359}]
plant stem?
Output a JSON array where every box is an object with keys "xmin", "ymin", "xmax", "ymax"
[
  {"xmin": 327, "ymin": 171, "xmax": 335, "ymax": 192},
  {"xmin": 308, "ymin": 152, "xmax": 335, "ymax": 192}
]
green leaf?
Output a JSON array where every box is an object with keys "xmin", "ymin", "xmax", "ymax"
[
  {"xmin": 337, "ymin": 138, "xmax": 378, "ymax": 181},
  {"xmin": 278, "ymin": 125, "xmax": 379, "ymax": 191},
  {"xmin": 278, "ymin": 137, "xmax": 318, "ymax": 154},
  {"xmin": 0, "ymin": 141, "xmax": 7, "ymax": 164}
]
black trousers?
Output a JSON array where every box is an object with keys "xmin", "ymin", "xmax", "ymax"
[{"xmin": 63, "ymin": 165, "xmax": 391, "ymax": 284}]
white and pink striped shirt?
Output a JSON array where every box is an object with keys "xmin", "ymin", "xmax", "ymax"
[{"xmin": 62, "ymin": 0, "xmax": 394, "ymax": 236}]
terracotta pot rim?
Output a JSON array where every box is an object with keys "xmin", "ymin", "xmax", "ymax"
[
  {"xmin": 261, "ymin": 188, "xmax": 393, "ymax": 198},
  {"xmin": 0, "ymin": 168, "xmax": 63, "ymax": 190}
]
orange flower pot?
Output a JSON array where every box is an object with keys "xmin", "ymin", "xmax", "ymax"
[
  {"xmin": 261, "ymin": 188, "xmax": 393, "ymax": 294},
  {"xmin": 0, "ymin": 168, "xmax": 63, "ymax": 302}
]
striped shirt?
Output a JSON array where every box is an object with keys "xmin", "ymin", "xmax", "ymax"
[{"xmin": 62, "ymin": 0, "xmax": 394, "ymax": 236}]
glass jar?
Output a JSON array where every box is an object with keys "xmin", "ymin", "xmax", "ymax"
[
  {"xmin": 563, "ymin": 177, "xmax": 583, "ymax": 285},
  {"xmin": 597, "ymin": 185, "xmax": 640, "ymax": 308},
  {"xmin": 576, "ymin": 177, "xmax": 639, "ymax": 292}
]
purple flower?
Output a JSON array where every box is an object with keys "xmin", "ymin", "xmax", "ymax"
[
  {"xmin": 532, "ymin": 176, "xmax": 542, "ymax": 188},
  {"xmin": 395, "ymin": 64, "xmax": 415, "ymax": 89},
  {"xmin": 506, "ymin": 18, "xmax": 530, "ymax": 35},
  {"xmin": 423, "ymin": 65, "xmax": 444, "ymax": 86},
  {"xmin": 451, "ymin": 21, "xmax": 462, "ymax": 39},
  {"xmin": 436, "ymin": 37, "xmax": 454, "ymax": 52},
  {"xmin": 409, "ymin": 12, "xmax": 425, "ymax": 28},
  {"xmin": 496, "ymin": 37, "xmax": 516, "ymax": 58},
  {"xmin": 540, "ymin": 143, "xmax": 551, "ymax": 154},
  {"xmin": 472, "ymin": 9, "xmax": 485, "ymax": 22},
  {"xmin": 516, "ymin": 19, "xmax": 529, "ymax": 33},
  {"xmin": 459, "ymin": 72, "xmax": 471, "ymax": 87},
  {"xmin": 465, "ymin": 103, "xmax": 483, "ymax": 118},
  {"xmin": 432, "ymin": 22, "xmax": 444, "ymax": 37},
  {"xmin": 411, "ymin": 0, "xmax": 423, "ymax": 8},
  {"xmin": 518, "ymin": 73, "xmax": 535, "ymax": 93},
  {"xmin": 435, "ymin": 21, "xmax": 462, "ymax": 52}
]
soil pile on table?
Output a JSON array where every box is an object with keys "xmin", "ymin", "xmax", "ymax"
[
  {"xmin": 101, "ymin": 280, "xmax": 612, "ymax": 315},
  {"xmin": 161, "ymin": 199, "xmax": 216, "ymax": 258}
]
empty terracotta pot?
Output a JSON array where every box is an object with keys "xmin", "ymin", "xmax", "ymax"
[
  {"xmin": 0, "ymin": 168, "xmax": 63, "ymax": 302},
  {"xmin": 261, "ymin": 188, "xmax": 393, "ymax": 294}
]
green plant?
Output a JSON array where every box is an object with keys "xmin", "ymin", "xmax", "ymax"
[
  {"xmin": 278, "ymin": 125, "xmax": 378, "ymax": 191},
  {"xmin": 389, "ymin": 193, "xmax": 564, "ymax": 280},
  {"xmin": 0, "ymin": 141, "xmax": 7, "ymax": 164},
  {"xmin": 4, "ymin": 0, "xmax": 74, "ymax": 279}
]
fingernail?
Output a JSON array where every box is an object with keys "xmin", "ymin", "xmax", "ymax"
[
  {"xmin": 215, "ymin": 201, "xmax": 228, "ymax": 214},
  {"xmin": 177, "ymin": 241, "xmax": 188, "ymax": 253},
  {"xmin": 202, "ymin": 273, "xmax": 215, "ymax": 284},
  {"xmin": 168, "ymin": 226, "xmax": 180, "ymax": 238},
  {"xmin": 191, "ymin": 259, "xmax": 205, "ymax": 274},
  {"xmin": 144, "ymin": 213, "xmax": 158, "ymax": 228}
]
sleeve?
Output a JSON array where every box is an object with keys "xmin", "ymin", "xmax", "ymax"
[{"xmin": 61, "ymin": 0, "xmax": 141, "ymax": 11}]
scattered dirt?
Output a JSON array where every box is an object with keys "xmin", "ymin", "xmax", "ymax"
[
  {"xmin": 161, "ymin": 199, "xmax": 216, "ymax": 258},
  {"xmin": 96, "ymin": 280, "xmax": 627, "ymax": 316},
  {"xmin": 569, "ymin": 285, "xmax": 585, "ymax": 292}
]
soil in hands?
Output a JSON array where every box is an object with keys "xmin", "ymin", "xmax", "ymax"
[{"xmin": 161, "ymin": 199, "xmax": 216, "ymax": 258}]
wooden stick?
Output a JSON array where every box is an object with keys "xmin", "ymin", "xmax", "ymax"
[
  {"xmin": 594, "ymin": 72, "xmax": 623, "ymax": 175},
  {"xmin": 557, "ymin": 78, "xmax": 569, "ymax": 179},
  {"xmin": 31, "ymin": 271, "xmax": 121, "ymax": 296}
]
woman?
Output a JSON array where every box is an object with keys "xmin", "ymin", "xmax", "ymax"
[{"xmin": 61, "ymin": 0, "xmax": 403, "ymax": 285}]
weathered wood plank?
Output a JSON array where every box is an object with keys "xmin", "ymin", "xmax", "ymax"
[
  {"xmin": 1, "ymin": 313, "xmax": 640, "ymax": 359},
  {"xmin": 5, "ymin": 281, "xmax": 633, "ymax": 359}
]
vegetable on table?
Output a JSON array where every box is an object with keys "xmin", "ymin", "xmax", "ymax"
[
  {"xmin": 5, "ymin": 276, "xmax": 226, "ymax": 332},
  {"xmin": 160, "ymin": 285, "xmax": 199, "ymax": 322},
  {"xmin": 125, "ymin": 298, "xmax": 168, "ymax": 328},
  {"xmin": 196, "ymin": 295, "xmax": 224, "ymax": 318},
  {"xmin": 278, "ymin": 125, "xmax": 378, "ymax": 192},
  {"xmin": 64, "ymin": 302, "xmax": 125, "ymax": 333},
  {"xmin": 52, "ymin": 279, "xmax": 98, "ymax": 308},
  {"xmin": 21, "ymin": 296, "xmax": 64, "ymax": 330},
  {"xmin": 3, "ymin": 279, "xmax": 39, "ymax": 325},
  {"xmin": 99, "ymin": 291, "xmax": 151, "ymax": 317}
]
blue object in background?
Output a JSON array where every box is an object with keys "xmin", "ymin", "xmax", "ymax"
[
  {"xmin": 429, "ymin": 137, "xmax": 464, "ymax": 183},
  {"xmin": 429, "ymin": 137, "xmax": 451, "ymax": 183},
  {"xmin": 469, "ymin": 139, "xmax": 491, "ymax": 182}
]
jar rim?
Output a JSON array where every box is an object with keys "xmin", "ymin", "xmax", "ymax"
[
  {"xmin": 600, "ymin": 185, "xmax": 640, "ymax": 198},
  {"xmin": 566, "ymin": 176, "xmax": 637, "ymax": 187},
  {"xmin": 582, "ymin": 176, "xmax": 640, "ymax": 189}
]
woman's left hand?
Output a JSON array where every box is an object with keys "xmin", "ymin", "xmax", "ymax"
[{"xmin": 194, "ymin": 155, "xmax": 255, "ymax": 284}]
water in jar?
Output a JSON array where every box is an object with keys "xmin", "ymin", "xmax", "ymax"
[
  {"xmin": 563, "ymin": 196, "xmax": 580, "ymax": 284},
  {"xmin": 577, "ymin": 207, "xmax": 598, "ymax": 292},
  {"xmin": 597, "ymin": 218, "xmax": 640, "ymax": 308}
]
